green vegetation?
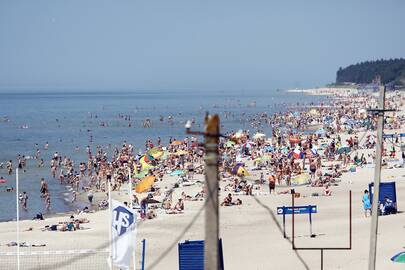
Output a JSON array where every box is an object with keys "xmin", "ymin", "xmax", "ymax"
[{"xmin": 336, "ymin": 58, "xmax": 405, "ymax": 86}]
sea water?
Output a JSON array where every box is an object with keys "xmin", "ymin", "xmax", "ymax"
[{"xmin": 0, "ymin": 89, "xmax": 320, "ymax": 221}]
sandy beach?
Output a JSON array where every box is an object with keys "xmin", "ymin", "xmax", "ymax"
[{"xmin": 1, "ymin": 88, "xmax": 405, "ymax": 270}]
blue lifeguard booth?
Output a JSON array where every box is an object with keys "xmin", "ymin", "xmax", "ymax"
[{"xmin": 369, "ymin": 182, "xmax": 397, "ymax": 214}]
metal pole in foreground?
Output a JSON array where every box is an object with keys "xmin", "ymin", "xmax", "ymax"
[
  {"xmin": 16, "ymin": 168, "xmax": 20, "ymax": 270},
  {"xmin": 108, "ymin": 179, "xmax": 113, "ymax": 270},
  {"xmin": 368, "ymin": 85, "xmax": 386, "ymax": 270},
  {"xmin": 204, "ymin": 114, "xmax": 220, "ymax": 270}
]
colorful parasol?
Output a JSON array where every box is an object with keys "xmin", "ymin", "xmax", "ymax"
[{"xmin": 135, "ymin": 176, "xmax": 156, "ymax": 193}]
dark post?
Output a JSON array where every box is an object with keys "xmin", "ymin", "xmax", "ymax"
[{"xmin": 204, "ymin": 114, "xmax": 220, "ymax": 270}]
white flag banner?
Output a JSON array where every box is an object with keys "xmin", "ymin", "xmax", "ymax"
[{"xmin": 111, "ymin": 199, "xmax": 137, "ymax": 270}]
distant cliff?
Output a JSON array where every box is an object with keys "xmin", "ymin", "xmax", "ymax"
[{"xmin": 336, "ymin": 58, "xmax": 405, "ymax": 86}]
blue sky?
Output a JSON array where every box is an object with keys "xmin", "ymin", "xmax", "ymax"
[{"xmin": 0, "ymin": 0, "xmax": 404, "ymax": 91}]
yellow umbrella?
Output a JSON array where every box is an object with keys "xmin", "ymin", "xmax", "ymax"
[
  {"xmin": 135, "ymin": 176, "xmax": 156, "ymax": 193},
  {"xmin": 141, "ymin": 162, "xmax": 155, "ymax": 171},
  {"xmin": 147, "ymin": 148, "xmax": 164, "ymax": 159},
  {"xmin": 171, "ymin": 140, "xmax": 183, "ymax": 146},
  {"xmin": 237, "ymin": 166, "xmax": 250, "ymax": 176}
]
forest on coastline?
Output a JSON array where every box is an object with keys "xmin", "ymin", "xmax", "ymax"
[{"xmin": 336, "ymin": 58, "xmax": 405, "ymax": 86}]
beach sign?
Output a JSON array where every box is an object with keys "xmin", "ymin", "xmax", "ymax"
[{"xmin": 277, "ymin": 205, "xmax": 317, "ymax": 238}]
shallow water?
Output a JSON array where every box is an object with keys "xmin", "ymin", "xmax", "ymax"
[{"xmin": 0, "ymin": 89, "xmax": 320, "ymax": 221}]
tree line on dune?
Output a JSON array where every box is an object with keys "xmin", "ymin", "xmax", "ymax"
[{"xmin": 336, "ymin": 58, "xmax": 405, "ymax": 86}]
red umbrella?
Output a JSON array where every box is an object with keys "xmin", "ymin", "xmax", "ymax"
[{"xmin": 0, "ymin": 179, "xmax": 7, "ymax": 184}]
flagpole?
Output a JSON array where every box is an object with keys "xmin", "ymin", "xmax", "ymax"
[
  {"xmin": 129, "ymin": 167, "xmax": 133, "ymax": 208},
  {"xmin": 108, "ymin": 178, "xmax": 113, "ymax": 270},
  {"xmin": 128, "ymin": 167, "xmax": 136, "ymax": 270},
  {"xmin": 16, "ymin": 168, "xmax": 20, "ymax": 270}
]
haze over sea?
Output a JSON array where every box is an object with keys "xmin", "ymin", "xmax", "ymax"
[{"xmin": 0, "ymin": 89, "xmax": 322, "ymax": 221}]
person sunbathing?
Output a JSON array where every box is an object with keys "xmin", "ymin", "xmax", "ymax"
[
  {"xmin": 221, "ymin": 193, "xmax": 233, "ymax": 206},
  {"xmin": 323, "ymin": 185, "xmax": 332, "ymax": 196}
]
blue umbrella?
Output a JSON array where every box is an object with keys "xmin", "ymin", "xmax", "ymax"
[{"xmin": 391, "ymin": 251, "xmax": 405, "ymax": 263}]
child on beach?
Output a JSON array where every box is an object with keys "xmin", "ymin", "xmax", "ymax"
[{"xmin": 362, "ymin": 190, "xmax": 371, "ymax": 217}]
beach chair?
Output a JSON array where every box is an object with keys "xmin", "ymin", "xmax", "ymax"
[{"xmin": 178, "ymin": 239, "xmax": 224, "ymax": 270}]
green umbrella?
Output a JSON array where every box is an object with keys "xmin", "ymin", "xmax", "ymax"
[{"xmin": 391, "ymin": 252, "xmax": 405, "ymax": 263}]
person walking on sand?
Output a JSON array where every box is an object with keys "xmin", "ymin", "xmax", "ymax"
[
  {"xmin": 362, "ymin": 190, "xmax": 371, "ymax": 217},
  {"xmin": 87, "ymin": 190, "xmax": 94, "ymax": 205}
]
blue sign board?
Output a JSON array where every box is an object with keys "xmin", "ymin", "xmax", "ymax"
[
  {"xmin": 277, "ymin": 205, "xmax": 318, "ymax": 238},
  {"xmin": 277, "ymin": 205, "xmax": 317, "ymax": 215}
]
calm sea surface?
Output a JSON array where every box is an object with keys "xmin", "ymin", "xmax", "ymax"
[{"xmin": 0, "ymin": 89, "xmax": 320, "ymax": 221}]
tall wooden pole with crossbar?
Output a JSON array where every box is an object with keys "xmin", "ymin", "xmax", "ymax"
[
  {"xmin": 204, "ymin": 114, "xmax": 220, "ymax": 270},
  {"xmin": 368, "ymin": 85, "xmax": 386, "ymax": 270}
]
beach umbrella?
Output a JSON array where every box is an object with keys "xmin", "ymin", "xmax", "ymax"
[
  {"xmin": 253, "ymin": 133, "xmax": 266, "ymax": 140},
  {"xmin": 141, "ymin": 162, "xmax": 155, "ymax": 171},
  {"xmin": 171, "ymin": 140, "xmax": 183, "ymax": 146},
  {"xmin": 147, "ymin": 148, "xmax": 163, "ymax": 159},
  {"xmin": 231, "ymin": 164, "xmax": 249, "ymax": 176},
  {"xmin": 135, "ymin": 176, "xmax": 156, "ymax": 193},
  {"xmin": 291, "ymin": 174, "xmax": 310, "ymax": 185},
  {"xmin": 289, "ymin": 148, "xmax": 304, "ymax": 159},
  {"xmin": 170, "ymin": 170, "xmax": 185, "ymax": 176},
  {"xmin": 337, "ymin": 146, "xmax": 351, "ymax": 154},
  {"xmin": 140, "ymin": 154, "xmax": 154, "ymax": 165},
  {"xmin": 224, "ymin": 140, "xmax": 236, "ymax": 148},
  {"xmin": 391, "ymin": 252, "xmax": 405, "ymax": 263}
]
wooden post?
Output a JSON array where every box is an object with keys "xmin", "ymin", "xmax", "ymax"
[
  {"xmin": 204, "ymin": 114, "xmax": 220, "ymax": 270},
  {"xmin": 368, "ymin": 85, "xmax": 386, "ymax": 270}
]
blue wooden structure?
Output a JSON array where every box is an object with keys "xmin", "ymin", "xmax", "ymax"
[{"xmin": 178, "ymin": 239, "xmax": 224, "ymax": 270}]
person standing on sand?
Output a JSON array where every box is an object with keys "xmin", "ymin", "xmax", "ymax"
[
  {"xmin": 87, "ymin": 190, "xmax": 94, "ymax": 205},
  {"xmin": 362, "ymin": 190, "xmax": 371, "ymax": 217},
  {"xmin": 268, "ymin": 175, "xmax": 276, "ymax": 194}
]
